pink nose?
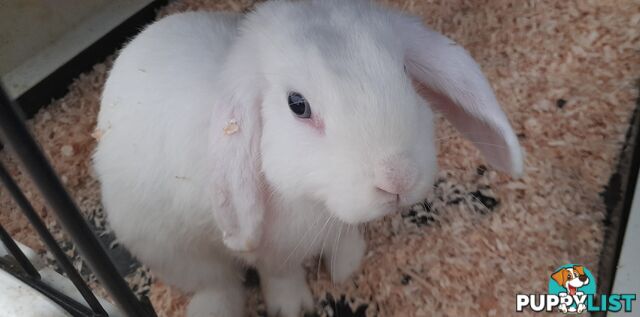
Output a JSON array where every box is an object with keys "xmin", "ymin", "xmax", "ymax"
[{"xmin": 374, "ymin": 156, "xmax": 416, "ymax": 195}]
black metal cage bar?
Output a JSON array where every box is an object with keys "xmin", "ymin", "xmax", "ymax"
[
  {"xmin": 0, "ymin": 222, "xmax": 41, "ymax": 279},
  {"xmin": 0, "ymin": 254, "xmax": 99, "ymax": 317},
  {"xmin": 0, "ymin": 160, "xmax": 107, "ymax": 315},
  {"xmin": 0, "ymin": 86, "xmax": 156, "ymax": 316}
]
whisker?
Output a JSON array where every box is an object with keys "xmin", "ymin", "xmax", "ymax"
[
  {"xmin": 281, "ymin": 207, "xmax": 323, "ymax": 268},
  {"xmin": 331, "ymin": 222, "xmax": 344, "ymax": 284},
  {"xmin": 301, "ymin": 214, "xmax": 333, "ymax": 261},
  {"xmin": 317, "ymin": 230, "xmax": 328, "ymax": 281},
  {"xmin": 462, "ymin": 141, "xmax": 509, "ymax": 149}
]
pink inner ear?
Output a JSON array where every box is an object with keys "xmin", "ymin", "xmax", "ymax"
[
  {"xmin": 394, "ymin": 15, "xmax": 523, "ymax": 177},
  {"xmin": 414, "ymin": 81, "xmax": 523, "ymax": 177}
]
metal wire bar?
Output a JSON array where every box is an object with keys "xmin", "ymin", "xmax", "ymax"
[
  {"xmin": 0, "ymin": 222, "xmax": 41, "ymax": 279},
  {"xmin": 0, "ymin": 257, "xmax": 97, "ymax": 317},
  {"xmin": 0, "ymin": 159, "xmax": 107, "ymax": 315},
  {"xmin": 0, "ymin": 86, "xmax": 155, "ymax": 316}
]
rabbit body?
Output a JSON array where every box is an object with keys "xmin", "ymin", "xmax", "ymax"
[
  {"xmin": 95, "ymin": 10, "xmax": 358, "ymax": 317},
  {"xmin": 94, "ymin": 1, "xmax": 523, "ymax": 316}
]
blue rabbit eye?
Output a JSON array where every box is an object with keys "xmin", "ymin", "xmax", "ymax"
[{"xmin": 288, "ymin": 92, "xmax": 311, "ymax": 118}]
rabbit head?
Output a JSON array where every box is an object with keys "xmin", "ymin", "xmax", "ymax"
[{"xmin": 216, "ymin": 0, "xmax": 523, "ymax": 229}]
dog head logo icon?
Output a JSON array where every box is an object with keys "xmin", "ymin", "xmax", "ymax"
[{"xmin": 551, "ymin": 265, "xmax": 590, "ymax": 296}]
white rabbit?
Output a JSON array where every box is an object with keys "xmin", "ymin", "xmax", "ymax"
[{"xmin": 93, "ymin": 1, "xmax": 523, "ymax": 316}]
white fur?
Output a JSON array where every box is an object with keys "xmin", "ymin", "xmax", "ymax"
[{"xmin": 93, "ymin": 1, "xmax": 522, "ymax": 316}]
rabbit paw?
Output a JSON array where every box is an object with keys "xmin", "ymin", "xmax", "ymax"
[
  {"xmin": 260, "ymin": 267, "xmax": 314, "ymax": 317},
  {"xmin": 187, "ymin": 286, "xmax": 244, "ymax": 317},
  {"xmin": 325, "ymin": 229, "xmax": 366, "ymax": 283},
  {"xmin": 222, "ymin": 230, "xmax": 260, "ymax": 252}
]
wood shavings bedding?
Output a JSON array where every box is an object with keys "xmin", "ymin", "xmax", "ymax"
[{"xmin": 0, "ymin": 0, "xmax": 638, "ymax": 316}]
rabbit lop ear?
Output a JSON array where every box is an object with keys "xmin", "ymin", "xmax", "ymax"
[
  {"xmin": 208, "ymin": 49, "xmax": 266, "ymax": 253},
  {"xmin": 395, "ymin": 16, "xmax": 524, "ymax": 177}
]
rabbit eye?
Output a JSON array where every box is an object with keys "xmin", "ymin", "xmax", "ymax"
[{"xmin": 288, "ymin": 92, "xmax": 311, "ymax": 118}]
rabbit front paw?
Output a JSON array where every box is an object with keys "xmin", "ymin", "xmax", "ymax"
[
  {"xmin": 260, "ymin": 266, "xmax": 314, "ymax": 317},
  {"xmin": 187, "ymin": 285, "xmax": 244, "ymax": 317},
  {"xmin": 324, "ymin": 228, "xmax": 366, "ymax": 283}
]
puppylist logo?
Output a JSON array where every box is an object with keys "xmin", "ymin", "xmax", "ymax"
[{"xmin": 516, "ymin": 264, "xmax": 636, "ymax": 314}]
